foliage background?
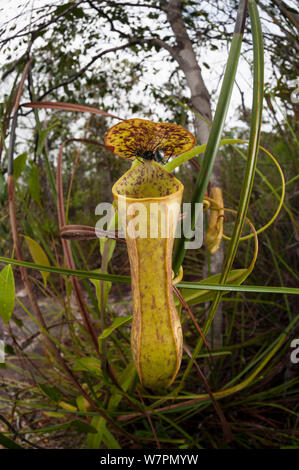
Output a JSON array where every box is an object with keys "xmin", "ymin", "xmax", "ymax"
[{"xmin": 0, "ymin": 0, "xmax": 298, "ymax": 449}]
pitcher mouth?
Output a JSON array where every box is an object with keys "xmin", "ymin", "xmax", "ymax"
[{"xmin": 112, "ymin": 161, "xmax": 184, "ymax": 202}]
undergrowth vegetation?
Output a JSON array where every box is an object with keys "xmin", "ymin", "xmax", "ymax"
[{"xmin": 0, "ymin": 0, "xmax": 298, "ymax": 450}]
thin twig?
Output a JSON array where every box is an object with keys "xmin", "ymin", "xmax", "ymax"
[
  {"xmin": 183, "ymin": 343, "xmax": 233, "ymax": 443},
  {"xmin": 0, "ymin": 414, "xmax": 43, "ymax": 449},
  {"xmin": 172, "ymin": 284, "xmax": 213, "ymax": 363},
  {"xmin": 56, "ymin": 138, "xmax": 110, "ymax": 354}
]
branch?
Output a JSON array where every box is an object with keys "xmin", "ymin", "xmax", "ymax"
[
  {"xmin": 0, "ymin": 414, "xmax": 42, "ymax": 449},
  {"xmin": 88, "ymin": 0, "xmax": 163, "ymax": 10},
  {"xmin": 271, "ymin": 0, "xmax": 299, "ymax": 31},
  {"xmin": 91, "ymin": 4, "xmax": 131, "ymax": 40},
  {"xmin": 86, "ymin": 1, "xmax": 174, "ymax": 55},
  {"xmin": 1, "ymin": 1, "xmax": 85, "ymax": 80},
  {"xmin": 2, "ymin": 45, "xmax": 32, "ymax": 80},
  {"xmin": 1, "ymin": 1, "xmax": 85, "ymax": 46},
  {"xmin": 145, "ymin": 36, "xmax": 177, "ymax": 58},
  {"xmin": 36, "ymin": 40, "xmax": 139, "ymax": 100}
]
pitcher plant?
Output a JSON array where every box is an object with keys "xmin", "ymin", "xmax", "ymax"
[{"xmin": 106, "ymin": 118, "xmax": 195, "ymax": 389}]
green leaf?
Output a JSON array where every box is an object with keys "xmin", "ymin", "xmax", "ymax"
[
  {"xmin": 0, "ymin": 431, "xmax": 22, "ymax": 449},
  {"xmin": 0, "ymin": 255, "xmax": 131, "ymax": 284},
  {"xmin": 108, "ymin": 361, "xmax": 136, "ymax": 411},
  {"xmin": 87, "ymin": 416, "xmax": 106, "ymax": 449},
  {"xmin": 0, "ymin": 265, "xmax": 15, "ymax": 325},
  {"xmin": 4, "ymin": 344, "xmax": 15, "ymax": 355},
  {"xmin": 44, "ymin": 411, "xmax": 65, "ymax": 419},
  {"xmin": 1, "ymin": 255, "xmax": 298, "ymax": 296},
  {"xmin": 69, "ymin": 420, "xmax": 97, "ymax": 434},
  {"xmin": 90, "ymin": 271, "xmax": 111, "ymax": 312},
  {"xmin": 87, "ymin": 362, "xmax": 135, "ymax": 449},
  {"xmin": 22, "ymin": 235, "xmax": 51, "ymax": 287},
  {"xmin": 28, "ymin": 163, "xmax": 42, "ymax": 208},
  {"xmin": 98, "ymin": 315, "xmax": 132, "ymax": 340},
  {"xmin": 36, "ymin": 121, "xmax": 60, "ymax": 156},
  {"xmin": 0, "ymin": 173, "xmax": 7, "ymax": 203},
  {"xmin": 178, "ymin": 269, "xmax": 249, "ymax": 306},
  {"xmin": 12, "ymin": 316, "xmax": 23, "ymax": 328},
  {"xmin": 99, "ymin": 212, "xmax": 118, "ymax": 261},
  {"xmin": 102, "ymin": 427, "xmax": 121, "ymax": 449},
  {"xmin": 39, "ymin": 384, "xmax": 61, "ymax": 403},
  {"xmin": 13, "ymin": 152, "xmax": 27, "ymax": 179},
  {"xmin": 90, "ymin": 219, "xmax": 117, "ymax": 309},
  {"xmin": 72, "ymin": 357, "xmax": 103, "ymax": 377},
  {"xmin": 54, "ymin": 4, "xmax": 72, "ymax": 15},
  {"xmin": 36, "ymin": 129, "xmax": 49, "ymax": 156},
  {"xmin": 100, "ymin": 238, "xmax": 116, "ymax": 263},
  {"xmin": 58, "ymin": 401, "xmax": 77, "ymax": 412},
  {"xmin": 20, "ymin": 419, "xmax": 97, "ymax": 436},
  {"xmin": 71, "ymin": 7, "xmax": 85, "ymax": 19},
  {"xmin": 76, "ymin": 395, "xmax": 90, "ymax": 412}
]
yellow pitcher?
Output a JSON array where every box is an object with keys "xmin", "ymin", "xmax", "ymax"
[{"xmin": 112, "ymin": 161, "xmax": 184, "ymax": 390}]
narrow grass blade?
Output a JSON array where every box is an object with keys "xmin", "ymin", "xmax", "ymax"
[{"xmin": 172, "ymin": 0, "xmax": 248, "ymax": 273}]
